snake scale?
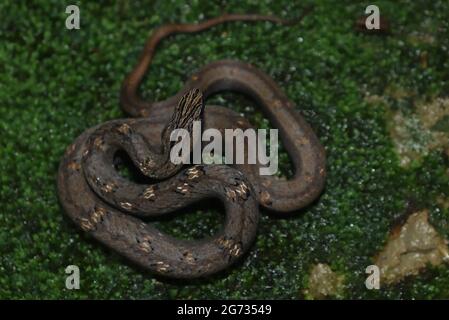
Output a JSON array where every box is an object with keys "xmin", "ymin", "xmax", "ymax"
[{"xmin": 58, "ymin": 13, "xmax": 326, "ymax": 279}]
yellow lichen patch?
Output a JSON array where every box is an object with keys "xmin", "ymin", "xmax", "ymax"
[
  {"xmin": 384, "ymin": 84, "xmax": 417, "ymax": 101},
  {"xmin": 364, "ymin": 94, "xmax": 387, "ymax": 105},
  {"xmin": 437, "ymin": 196, "xmax": 449, "ymax": 210},
  {"xmin": 417, "ymin": 98, "xmax": 449, "ymax": 129},
  {"xmin": 388, "ymin": 98, "xmax": 449, "ymax": 167},
  {"xmin": 406, "ymin": 32, "xmax": 436, "ymax": 46},
  {"xmin": 304, "ymin": 263, "xmax": 344, "ymax": 300},
  {"xmin": 375, "ymin": 209, "xmax": 449, "ymax": 285}
]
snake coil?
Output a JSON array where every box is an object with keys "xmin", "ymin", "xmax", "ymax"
[{"xmin": 58, "ymin": 13, "xmax": 325, "ymax": 278}]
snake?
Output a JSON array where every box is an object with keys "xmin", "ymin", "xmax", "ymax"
[{"xmin": 57, "ymin": 13, "xmax": 326, "ymax": 279}]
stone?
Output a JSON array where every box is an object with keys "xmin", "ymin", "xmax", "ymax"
[
  {"xmin": 375, "ymin": 209, "xmax": 449, "ymax": 284},
  {"xmin": 304, "ymin": 263, "xmax": 344, "ymax": 299}
]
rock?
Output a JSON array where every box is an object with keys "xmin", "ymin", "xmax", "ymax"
[
  {"xmin": 375, "ymin": 210, "xmax": 449, "ymax": 285},
  {"xmin": 388, "ymin": 98, "xmax": 449, "ymax": 167},
  {"xmin": 304, "ymin": 263, "xmax": 344, "ymax": 299}
]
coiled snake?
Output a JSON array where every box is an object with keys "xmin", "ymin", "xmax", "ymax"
[{"xmin": 57, "ymin": 13, "xmax": 326, "ymax": 279}]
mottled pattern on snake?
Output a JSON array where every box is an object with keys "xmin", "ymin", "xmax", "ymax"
[
  {"xmin": 58, "ymin": 89, "xmax": 259, "ymax": 278},
  {"xmin": 120, "ymin": 13, "xmax": 326, "ymax": 212},
  {"xmin": 57, "ymin": 13, "xmax": 326, "ymax": 279}
]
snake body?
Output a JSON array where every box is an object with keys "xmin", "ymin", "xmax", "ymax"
[{"xmin": 58, "ymin": 13, "xmax": 326, "ymax": 278}]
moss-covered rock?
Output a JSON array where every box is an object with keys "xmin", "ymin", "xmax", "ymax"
[
  {"xmin": 304, "ymin": 263, "xmax": 345, "ymax": 299},
  {"xmin": 375, "ymin": 210, "xmax": 449, "ymax": 285},
  {"xmin": 1, "ymin": 0, "xmax": 448, "ymax": 299}
]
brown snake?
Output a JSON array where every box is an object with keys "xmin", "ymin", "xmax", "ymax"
[{"xmin": 58, "ymin": 13, "xmax": 326, "ymax": 279}]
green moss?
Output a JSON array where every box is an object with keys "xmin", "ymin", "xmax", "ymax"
[{"xmin": 0, "ymin": 0, "xmax": 448, "ymax": 299}]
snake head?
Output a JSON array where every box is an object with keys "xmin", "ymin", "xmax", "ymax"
[{"xmin": 161, "ymin": 88, "xmax": 204, "ymax": 154}]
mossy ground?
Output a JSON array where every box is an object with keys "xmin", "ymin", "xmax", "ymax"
[{"xmin": 1, "ymin": 0, "xmax": 448, "ymax": 299}]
